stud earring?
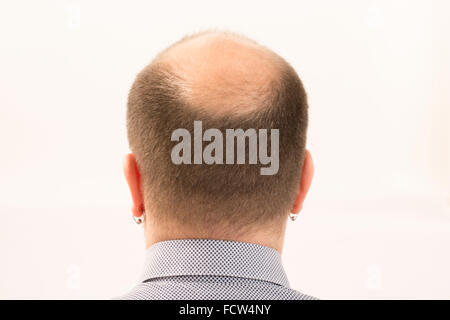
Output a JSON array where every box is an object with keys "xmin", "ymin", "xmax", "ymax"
[
  {"xmin": 133, "ymin": 211, "xmax": 145, "ymax": 225},
  {"xmin": 289, "ymin": 212, "xmax": 299, "ymax": 221}
]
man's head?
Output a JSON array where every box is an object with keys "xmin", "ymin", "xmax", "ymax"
[{"xmin": 124, "ymin": 31, "xmax": 313, "ymax": 251}]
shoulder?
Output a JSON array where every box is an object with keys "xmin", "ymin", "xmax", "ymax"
[{"xmin": 115, "ymin": 281, "xmax": 318, "ymax": 300}]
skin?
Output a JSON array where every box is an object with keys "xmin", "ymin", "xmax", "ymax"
[
  {"xmin": 155, "ymin": 32, "xmax": 283, "ymax": 116},
  {"xmin": 123, "ymin": 33, "xmax": 314, "ymax": 253}
]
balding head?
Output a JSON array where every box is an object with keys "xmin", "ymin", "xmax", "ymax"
[
  {"xmin": 154, "ymin": 32, "xmax": 283, "ymax": 115},
  {"xmin": 127, "ymin": 31, "xmax": 308, "ymax": 237}
]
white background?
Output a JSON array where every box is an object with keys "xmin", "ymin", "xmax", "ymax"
[{"xmin": 0, "ymin": 0, "xmax": 449, "ymax": 299}]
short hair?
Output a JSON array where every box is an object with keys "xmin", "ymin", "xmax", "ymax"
[{"xmin": 127, "ymin": 32, "xmax": 308, "ymax": 233}]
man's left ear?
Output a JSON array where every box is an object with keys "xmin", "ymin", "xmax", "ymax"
[
  {"xmin": 291, "ymin": 149, "xmax": 314, "ymax": 213},
  {"xmin": 123, "ymin": 153, "xmax": 145, "ymax": 219}
]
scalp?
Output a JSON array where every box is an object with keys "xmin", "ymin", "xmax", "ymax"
[{"xmin": 154, "ymin": 31, "xmax": 284, "ymax": 115}]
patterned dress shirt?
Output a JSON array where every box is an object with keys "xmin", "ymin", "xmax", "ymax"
[{"xmin": 119, "ymin": 239, "xmax": 316, "ymax": 300}]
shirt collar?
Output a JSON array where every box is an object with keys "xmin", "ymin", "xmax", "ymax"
[{"xmin": 140, "ymin": 239, "xmax": 290, "ymax": 288}]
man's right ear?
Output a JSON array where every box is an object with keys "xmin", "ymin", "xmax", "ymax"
[
  {"xmin": 123, "ymin": 153, "xmax": 145, "ymax": 219},
  {"xmin": 291, "ymin": 149, "xmax": 314, "ymax": 214}
]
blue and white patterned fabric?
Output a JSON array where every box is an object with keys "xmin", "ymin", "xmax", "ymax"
[{"xmin": 119, "ymin": 239, "xmax": 316, "ymax": 300}]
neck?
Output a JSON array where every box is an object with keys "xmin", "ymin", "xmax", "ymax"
[{"xmin": 143, "ymin": 218, "xmax": 287, "ymax": 254}]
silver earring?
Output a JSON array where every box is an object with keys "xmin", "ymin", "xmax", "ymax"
[
  {"xmin": 289, "ymin": 212, "xmax": 299, "ymax": 221},
  {"xmin": 133, "ymin": 211, "xmax": 145, "ymax": 225}
]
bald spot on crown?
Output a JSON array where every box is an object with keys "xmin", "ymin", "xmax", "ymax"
[{"xmin": 154, "ymin": 32, "xmax": 283, "ymax": 116}]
